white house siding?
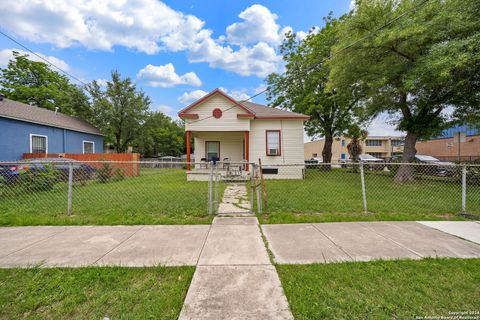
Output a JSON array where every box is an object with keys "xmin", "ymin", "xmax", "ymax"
[
  {"xmin": 193, "ymin": 131, "xmax": 245, "ymax": 166},
  {"xmin": 250, "ymin": 120, "xmax": 305, "ymax": 179},
  {"xmin": 185, "ymin": 95, "xmax": 250, "ymax": 132}
]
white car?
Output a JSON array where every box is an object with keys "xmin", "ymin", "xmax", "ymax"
[{"xmin": 414, "ymin": 155, "xmax": 455, "ymax": 176}]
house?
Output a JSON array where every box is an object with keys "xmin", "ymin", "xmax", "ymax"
[
  {"xmin": 416, "ymin": 125, "xmax": 480, "ymax": 162},
  {"xmin": 0, "ymin": 95, "xmax": 103, "ymax": 161},
  {"xmin": 304, "ymin": 135, "xmax": 404, "ymax": 161},
  {"xmin": 178, "ymin": 89, "xmax": 309, "ymax": 180}
]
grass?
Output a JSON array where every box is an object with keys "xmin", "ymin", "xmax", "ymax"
[
  {"xmin": 0, "ymin": 169, "xmax": 217, "ymax": 226},
  {"xmin": 277, "ymin": 258, "xmax": 480, "ymax": 320},
  {"xmin": 0, "ymin": 266, "xmax": 194, "ymax": 320},
  {"xmin": 259, "ymin": 168, "xmax": 479, "ymax": 223}
]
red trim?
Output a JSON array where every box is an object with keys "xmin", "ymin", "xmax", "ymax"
[
  {"xmin": 205, "ymin": 141, "xmax": 220, "ymax": 161},
  {"xmin": 177, "ymin": 88, "xmax": 254, "ymax": 115},
  {"xmin": 256, "ymin": 115, "xmax": 310, "ymax": 120},
  {"xmin": 237, "ymin": 114, "xmax": 255, "ymax": 119},
  {"xmin": 266, "ymin": 130, "xmax": 281, "ymax": 156},
  {"xmin": 186, "ymin": 131, "xmax": 191, "ymax": 170},
  {"xmin": 179, "ymin": 113, "xmax": 199, "ymax": 119},
  {"xmin": 245, "ymin": 131, "xmax": 250, "ymax": 171}
]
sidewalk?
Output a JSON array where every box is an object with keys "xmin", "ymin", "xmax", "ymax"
[{"xmin": 178, "ymin": 216, "xmax": 293, "ymax": 320}]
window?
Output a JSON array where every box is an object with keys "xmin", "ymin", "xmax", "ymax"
[
  {"xmin": 266, "ymin": 130, "xmax": 281, "ymax": 156},
  {"xmin": 391, "ymin": 139, "xmax": 404, "ymax": 147},
  {"xmin": 366, "ymin": 139, "xmax": 382, "ymax": 147},
  {"xmin": 30, "ymin": 134, "xmax": 47, "ymax": 154},
  {"xmin": 83, "ymin": 141, "xmax": 95, "ymax": 154},
  {"xmin": 340, "ymin": 153, "xmax": 346, "ymax": 160},
  {"xmin": 205, "ymin": 141, "xmax": 220, "ymax": 161},
  {"xmin": 341, "ymin": 139, "xmax": 346, "ymax": 147}
]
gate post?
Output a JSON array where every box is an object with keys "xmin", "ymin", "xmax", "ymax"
[
  {"xmin": 67, "ymin": 162, "xmax": 73, "ymax": 215},
  {"xmin": 461, "ymin": 165, "xmax": 467, "ymax": 213},
  {"xmin": 249, "ymin": 163, "xmax": 254, "ymax": 214},
  {"xmin": 208, "ymin": 161, "xmax": 213, "ymax": 214},
  {"xmin": 359, "ymin": 162, "xmax": 368, "ymax": 214}
]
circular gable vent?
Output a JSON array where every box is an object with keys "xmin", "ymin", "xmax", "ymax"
[{"xmin": 212, "ymin": 108, "xmax": 222, "ymax": 119}]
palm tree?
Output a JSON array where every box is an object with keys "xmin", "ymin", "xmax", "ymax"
[{"xmin": 346, "ymin": 125, "xmax": 368, "ymax": 168}]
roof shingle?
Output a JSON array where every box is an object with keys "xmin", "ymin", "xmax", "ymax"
[{"xmin": 0, "ymin": 98, "xmax": 102, "ymax": 135}]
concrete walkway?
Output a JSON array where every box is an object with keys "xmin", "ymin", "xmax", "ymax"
[
  {"xmin": 217, "ymin": 183, "xmax": 251, "ymax": 215},
  {"xmin": 179, "ymin": 216, "xmax": 293, "ymax": 320},
  {"xmin": 1, "ymin": 221, "xmax": 480, "ymax": 319}
]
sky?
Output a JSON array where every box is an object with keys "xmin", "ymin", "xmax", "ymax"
[{"xmin": 0, "ymin": 0, "xmax": 401, "ymax": 140}]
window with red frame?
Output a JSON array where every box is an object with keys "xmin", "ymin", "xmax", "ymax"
[{"xmin": 266, "ymin": 130, "xmax": 281, "ymax": 156}]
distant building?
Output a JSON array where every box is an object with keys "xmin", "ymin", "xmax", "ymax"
[
  {"xmin": 304, "ymin": 135, "xmax": 404, "ymax": 161},
  {"xmin": 0, "ymin": 95, "xmax": 103, "ymax": 161},
  {"xmin": 416, "ymin": 125, "xmax": 480, "ymax": 162}
]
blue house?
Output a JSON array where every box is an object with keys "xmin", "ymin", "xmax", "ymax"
[{"xmin": 0, "ymin": 95, "xmax": 103, "ymax": 161}]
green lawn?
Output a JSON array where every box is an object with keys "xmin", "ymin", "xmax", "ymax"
[
  {"xmin": 0, "ymin": 266, "xmax": 194, "ymax": 319},
  {"xmin": 259, "ymin": 168, "xmax": 478, "ymax": 223},
  {"xmin": 277, "ymin": 258, "xmax": 480, "ymax": 320},
  {"xmin": 0, "ymin": 169, "xmax": 215, "ymax": 226}
]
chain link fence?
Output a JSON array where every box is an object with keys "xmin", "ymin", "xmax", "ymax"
[
  {"xmin": 0, "ymin": 160, "xmax": 211, "ymax": 224},
  {"xmin": 1, "ymin": 160, "xmax": 479, "ymax": 223},
  {"xmin": 256, "ymin": 162, "xmax": 480, "ymax": 217}
]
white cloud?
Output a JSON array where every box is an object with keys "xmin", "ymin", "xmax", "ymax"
[
  {"xmin": 0, "ymin": 2, "xmax": 288, "ymax": 77},
  {"xmin": 0, "ymin": 48, "xmax": 70, "ymax": 71},
  {"xmin": 218, "ymin": 87, "xmax": 250, "ymax": 101},
  {"xmin": 226, "ymin": 4, "xmax": 282, "ymax": 45},
  {"xmin": 178, "ymin": 90, "xmax": 208, "ymax": 105},
  {"xmin": 296, "ymin": 27, "xmax": 319, "ymax": 41},
  {"xmin": 188, "ymin": 40, "xmax": 281, "ymax": 77},
  {"xmin": 95, "ymin": 78, "xmax": 108, "ymax": 87},
  {"xmin": 0, "ymin": 0, "xmax": 200, "ymax": 54},
  {"xmin": 137, "ymin": 63, "xmax": 201, "ymax": 88}
]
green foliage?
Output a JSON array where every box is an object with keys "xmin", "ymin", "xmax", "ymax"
[
  {"xmin": 112, "ymin": 168, "xmax": 126, "ymax": 182},
  {"xmin": 267, "ymin": 15, "xmax": 365, "ymax": 162},
  {"xmin": 133, "ymin": 112, "xmax": 185, "ymax": 157},
  {"xmin": 87, "ymin": 71, "xmax": 150, "ymax": 153},
  {"xmin": 96, "ymin": 162, "xmax": 113, "ymax": 183},
  {"xmin": 19, "ymin": 165, "xmax": 59, "ymax": 191},
  {"xmin": 328, "ymin": 0, "xmax": 480, "ymax": 154},
  {"xmin": 0, "ymin": 51, "xmax": 91, "ymax": 119}
]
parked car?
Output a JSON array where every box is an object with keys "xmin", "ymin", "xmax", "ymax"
[
  {"xmin": 340, "ymin": 154, "xmax": 385, "ymax": 169},
  {"xmin": 0, "ymin": 163, "xmax": 30, "ymax": 183},
  {"xmin": 305, "ymin": 157, "xmax": 322, "ymax": 168},
  {"xmin": 0, "ymin": 158, "xmax": 96, "ymax": 183},
  {"xmin": 414, "ymin": 155, "xmax": 455, "ymax": 176}
]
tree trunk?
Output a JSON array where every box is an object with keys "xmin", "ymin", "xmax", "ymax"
[
  {"xmin": 322, "ymin": 135, "xmax": 333, "ymax": 170},
  {"xmin": 394, "ymin": 131, "xmax": 417, "ymax": 183}
]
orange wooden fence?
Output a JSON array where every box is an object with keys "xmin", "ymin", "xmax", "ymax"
[{"xmin": 23, "ymin": 153, "xmax": 140, "ymax": 177}]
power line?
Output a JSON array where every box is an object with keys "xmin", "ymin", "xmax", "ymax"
[
  {"xmin": 186, "ymin": 0, "xmax": 430, "ymax": 124},
  {"xmin": 187, "ymin": 88, "xmax": 269, "ymax": 124},
  {"xmin": 0, "ymin": 30, "xmax": 88, "ymax": 86}
]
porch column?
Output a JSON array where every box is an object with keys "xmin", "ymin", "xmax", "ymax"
[
  {"xmin": 245, "ymin": 131, "xmax": 249, "ymax": 171},
  {"xmin": 186, "ymin": 131, "xmax": 191, "ymax": 171}
]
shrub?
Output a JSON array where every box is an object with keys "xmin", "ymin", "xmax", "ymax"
[
  {"xmin": 112, "ymin": 168, "xmax": 125, "ymax": 182},
  {"xmin": 19, "ymin": 165, "xmax": 59, "ymax": 191},
  {"xmin": 97, "ymin": 162, "xmax": 113, "ymax": 183}
]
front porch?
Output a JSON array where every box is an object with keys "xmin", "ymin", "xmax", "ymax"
[{"xmin": 186, "ymin": 131, "xmax": 250, "ymax": 181}]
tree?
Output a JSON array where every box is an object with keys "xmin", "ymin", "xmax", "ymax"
[
  {"xmin": 328, "ymin": 0, "xmax": 480, "ymax": 181},
  {"xmin": 0, "ymin": 51, "xmax": 91, "ymax": 118},
  {"xmin": 267, "ymin": 16, "xmax": 364, "ymax": 165},
  {"xmin": 346, "ymin": 125, "xmax": 368, "ymax": 163},
  {"xmin": 87, "ymin": 71, "xmax": 150, "ymax": 153},
  {"xmin": 133, "ymin": 112, "xmax": 185, "ymax": 157}
]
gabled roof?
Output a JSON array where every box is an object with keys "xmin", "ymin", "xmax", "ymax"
[
  {"xmin": 0, "ymin": 98, "xmax": 103, "ymax": 135},
  {"xmin": 178, "ymin": 88, "xmax": 309, "ymax": 120}
]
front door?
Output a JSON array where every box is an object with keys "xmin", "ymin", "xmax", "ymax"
[{"xmin": 206, "ymin": 141, "xmax": 220, "ymax": 161}]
